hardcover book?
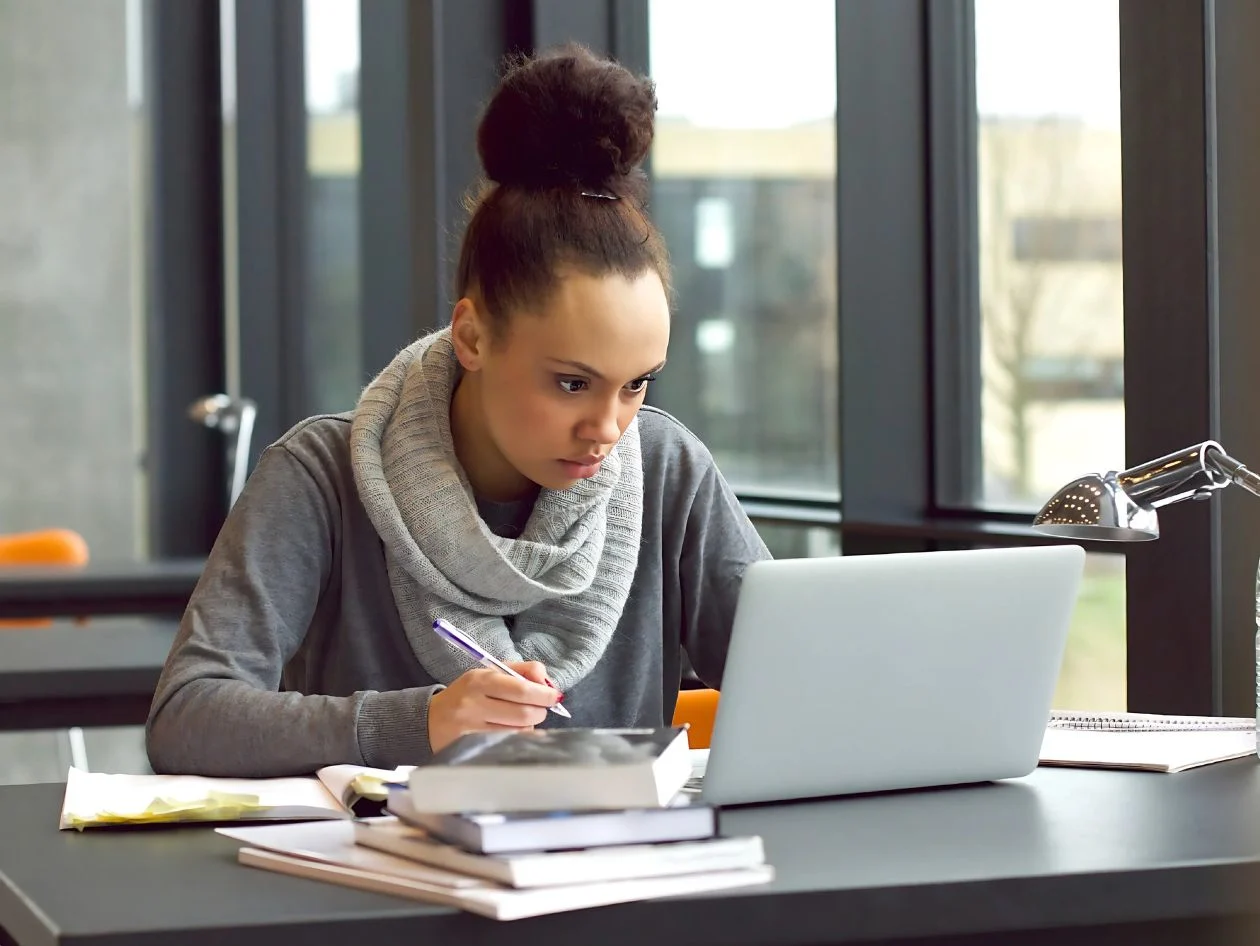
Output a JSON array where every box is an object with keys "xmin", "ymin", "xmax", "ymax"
[{"xmin": 408, "ymin": 727, "xmax": 692, "ymax": 814}]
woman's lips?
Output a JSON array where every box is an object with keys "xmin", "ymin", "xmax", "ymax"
[{"xmin": 558, "ymin": 456, "xmax": 604, "ymax": 478}]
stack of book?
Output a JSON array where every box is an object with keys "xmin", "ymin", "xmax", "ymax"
[{"xmin": 220, "ymin": 727, "xmax": 773, "ymax": 920}]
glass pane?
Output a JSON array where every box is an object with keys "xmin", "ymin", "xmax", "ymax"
[
  {"xmin": 0, "ymin": 0, "xmax": 147, "ymax": 556},
  {"xmin": 647, "ymin": 0, "xmax": 839, "ymax": 498},
  {"xmin": 754, "ymin": 523, "xmax": 840, "ymax": 560},
  {"xmin": 0, "ymin": 0, "xmax": 153, "ymax": 783},
  {"xmin": 974, "ymin": 0, "xmax": 1123, "ymax": 509},
  {"xmin": 1053, "ymin": 552, "xmax": 1126, "ymax": 710},
  {"xmin": 304, "ymin": 0, "xmax": 361, "ymax": 415}
]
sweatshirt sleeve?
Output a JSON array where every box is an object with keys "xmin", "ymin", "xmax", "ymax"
[
  {"xmin": 145, "ymin": 439, "xmax": 440, "ymax": 777},
  {"xmin": 677, "ymin": 454, "xmax": 773, "ymax": 690}
]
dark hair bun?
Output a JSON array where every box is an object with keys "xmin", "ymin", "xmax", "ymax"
[{"xmin": 477, "ymin": 44, "xmax": 657, "ymax": 193}]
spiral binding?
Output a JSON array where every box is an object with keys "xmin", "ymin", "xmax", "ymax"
[{"xmin": 1047, "ymin": 711, "xmax": 1254, "ymax": 732}]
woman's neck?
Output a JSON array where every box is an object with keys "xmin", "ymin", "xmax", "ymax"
[{"xmin": 449, "ymin": 374, "xmax": 538, "ymax": 502}]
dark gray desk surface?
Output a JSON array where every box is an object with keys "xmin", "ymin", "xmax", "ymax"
[
  {"xmin": 4, "ymin": 762, "xmax": 1260, "ymax": 946},
  {"xmin": 0, "ymin": 620, "xmax": 177, "ymax": 730},
  {"xmin": 0, "ymin": 559, "xmax": 203, "ymax": 619}
]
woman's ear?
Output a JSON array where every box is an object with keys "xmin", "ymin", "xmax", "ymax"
[{"xmin": 450, "ymin": 298, "xmax": 489, "ymax": 371}]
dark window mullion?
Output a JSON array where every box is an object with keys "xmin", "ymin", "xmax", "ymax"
[
  {"xmin": 531, "ymin": 0, "xmax": 612, "ymax": 52},
  {"xmin": 143, "ymin": 0, "xmax": 227, "ymax": 557},
  {"xmin": 359, "ymin": 0, "xmax": 510, "ymax": 367},
  {"xmin": 926, "ymin": 0, "xmax": 983, "ymax": 509},
  {"xmin": 1120, "ymin": 0, "xmax": 1218, "ymax": 715},
  {"xmin": 233, "ymin": 0, "xmax": 308, "ymax": 465},
  {"xmin": 359, "ymin": 0, "xmax": 435, "ymax": 370},
  {"xmin": 835, "ymin": 0, "xmax": 932, "ymax": 556},
  {"xmin": 1208, "ymin": 0, "xmax": 1260, "ymax": 718},
  {"xmin": 612, "ymin": 0, "xmax": 650, "ymax": 76}
]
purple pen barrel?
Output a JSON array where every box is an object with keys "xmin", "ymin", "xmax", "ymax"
[{"xmin": 432, "ymin": 618, "xmax": 572, "ymax": 719}]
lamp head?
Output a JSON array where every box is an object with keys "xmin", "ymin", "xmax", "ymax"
[{"xmin": 1031, "ymin": 472, "xmax": 1160, "ymax": 541}]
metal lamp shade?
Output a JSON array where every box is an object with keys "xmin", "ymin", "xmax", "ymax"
[{"xmin": 1031, "ymin": 472, "xmax": 1160, "ymax": 541}]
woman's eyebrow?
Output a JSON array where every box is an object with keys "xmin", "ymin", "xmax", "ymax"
[{"xmin": 547, "ymin": 358, "xmax": 667, "ymax": 380}]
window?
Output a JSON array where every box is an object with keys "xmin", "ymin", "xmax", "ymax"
[
  {"xmin": 646, "ymin": 0, "xmax": 839, "ymax": 499},
  {"xmin": 1011, "ymin": 216, "xmax": 1122, "ymax": 262},
  {"xmin": 1021, "ymin": 355, "xmax": 1122, "ymax": 401},
  {"xmin": 303, "ymin": 0, "xmax": 362, "ymax": 415},
  {"xmin": 1054, "ymin": 553, "xmax": 1125, "ymax": 710},
  {"xmin": 975, "ymin": 0, "xmax": 1123, "ymax": 511},
  {"xmin": 0, "ymin": 0, "xmax": 148, "ymax": 557},
  {"xmin": 975, "ymin": 0, "xmax": 1125, "ymax": 712}
]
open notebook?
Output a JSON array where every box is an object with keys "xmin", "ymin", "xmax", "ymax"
[{"xmin": 58, "ymin": 765, "xmax": 413, "ymax": 830}]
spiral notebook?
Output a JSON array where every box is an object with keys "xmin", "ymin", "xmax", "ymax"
[
  {"xmin": 1040, "ymin": 713, "xmax": 1255, "ymax": 773},
  {"xmin": 1047, "ymin": 711, "xmax": 1253, "ymax": 732}
]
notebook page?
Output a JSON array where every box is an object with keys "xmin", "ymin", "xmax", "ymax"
[
  {"xmin": 682, "ymin": 749, "xmax": 709, "ymax": 794},
  {"xmin": 59, "ymin": 767, "xmax": 346, "ymax": 829},
  {"xmin": 1040, "ymin": 728, "xmax": 1256, "ymax": 772},
  {"xmin": 315, "ymin": 764, "xmax": 414, "ymax": 809}
]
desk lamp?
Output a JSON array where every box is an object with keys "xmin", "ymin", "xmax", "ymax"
[
  {"xmin": 1031, "ymin": 440, "xmax": 1260, "ymax": 742},
  {"xmin": 1031, "ymin": 440, "xmax": 1260, "ymax": 540}
]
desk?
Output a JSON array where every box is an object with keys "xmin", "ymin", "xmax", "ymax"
[
  {"xmin": 0, "ymin": 559, "xmax": 203, "ymax": 620},
  {"xmin": 3, "ymin": 763, "xmax": 1260, "ymax": 946},
  {"xmin": 0, "ymin": 620, "xmax": 177, "ymax": 731}
]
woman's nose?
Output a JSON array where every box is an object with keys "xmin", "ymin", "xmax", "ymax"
[{"xmin": 581, "ymin": 399, "xmax": 623, "ymax": 444}]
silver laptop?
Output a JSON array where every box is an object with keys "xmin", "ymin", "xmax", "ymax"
[{"xmin": 697, "ymin": 544, "xmax": 1085, "ymax": 806}]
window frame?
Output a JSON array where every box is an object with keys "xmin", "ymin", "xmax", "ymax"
[{"xmin": 626, "ymin": 0, "xmax": 1260, "ymax": 715}]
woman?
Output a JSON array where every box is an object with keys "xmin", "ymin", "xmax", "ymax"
[{"xmin": 145, "ymin": 44, "xmax": 770, "ymax": 777}]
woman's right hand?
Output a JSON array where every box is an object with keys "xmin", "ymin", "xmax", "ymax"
[{"xmin": 426, "ymin": 661, "xmax": 562, "ymax": 754}]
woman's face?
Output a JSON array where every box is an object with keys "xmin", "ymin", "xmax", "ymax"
[{"xmin": 452, "ymin": 269, "xmax": 670, "ymax": 498}]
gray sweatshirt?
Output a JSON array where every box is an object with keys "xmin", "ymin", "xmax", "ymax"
[{"xmin": 145, "ymin": 406, "xmax": 770, "ymax": 777}]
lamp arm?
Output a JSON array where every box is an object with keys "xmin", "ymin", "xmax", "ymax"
[
  {"xmin": 1118, "ymin": 441, "xmax": 1231, "ymax": 508},
  {"xmin": 1116, "ymin": 440, "xmax": 1260, "ymax": 509},
  {"xmin": 1204, "ymin": 446, "xmax": 1260, "ymax": 499}
]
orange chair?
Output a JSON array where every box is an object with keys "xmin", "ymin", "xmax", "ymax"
[
  {"xmin": 672, "ymin": 687, "xmax": 720, "ymax": 749},
  {"xmin": 0, "ymin": 528, "xmax": 90, "ymax": 628},
  {"xmin": 0, "ymin": 528, "xmax": 91, "ymax": 770}
]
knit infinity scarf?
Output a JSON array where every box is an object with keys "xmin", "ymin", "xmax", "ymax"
[{"xmin": 349, "ymin": 328, "xmax": 643, "ymax": 691}]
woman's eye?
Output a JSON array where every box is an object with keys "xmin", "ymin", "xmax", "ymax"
[
  {"xmin": 624, "ymin": 374, "xmax": 657, "ymax": 394},
  {"xmin": 558, "ymin": 378, "xmax": 588, "ymax": 394}
]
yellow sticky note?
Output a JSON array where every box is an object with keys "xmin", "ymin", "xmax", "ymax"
[{"xmin": 64, "ymin": 791, "xmax": 269, "ymax": 830}]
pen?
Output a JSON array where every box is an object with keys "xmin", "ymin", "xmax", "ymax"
[{"xmin": 432, "ymin": 618, "xmax": 573, "ymax": 719}]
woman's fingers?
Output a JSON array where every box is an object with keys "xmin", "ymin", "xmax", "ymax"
[{"xmin": 472, "ymin": 667, "xmax": 560, "ymax": 708}]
